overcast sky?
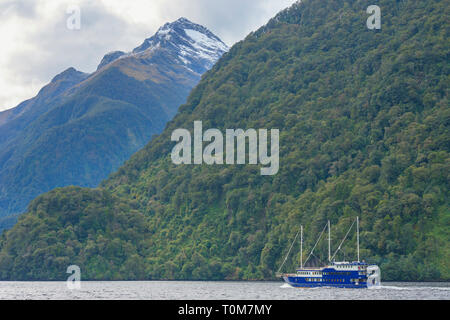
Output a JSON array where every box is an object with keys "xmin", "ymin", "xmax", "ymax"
[{"xmin": 0, "ymin": 0, "xmax": 297, "ymax": 112}]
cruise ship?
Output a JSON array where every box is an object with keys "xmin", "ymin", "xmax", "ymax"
[{"xmin": 277, "ymin": 217, "xmax": 381, "ymax": 289}]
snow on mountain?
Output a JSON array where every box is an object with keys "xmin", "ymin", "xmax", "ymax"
[{"xmin": 98, "ymin": 18, "xmax": 228, "ymax": 74}]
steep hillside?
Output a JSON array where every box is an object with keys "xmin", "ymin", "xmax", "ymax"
[
  {"xmin": 0, "ymin": 68, "xmax": 89, "ymax": 139},
  {"xmin": 0, "ymin": 18, "xmax": 228, "ymax": 228},
  {"xmin": 0, "ymin": 0, "xmax": 448, "ymax": 281}
]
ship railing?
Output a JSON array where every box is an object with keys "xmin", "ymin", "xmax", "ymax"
[{"xmin": 276, "ymin": 273, "xmax": 298, "ymax": 277}]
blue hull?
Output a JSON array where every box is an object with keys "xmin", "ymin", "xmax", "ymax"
[
  {"xmin": 284, "ymin": 277, "xmax": 367, "ymax": 289},
  {"xmin": 281, "ymin": 263, "xmax": 378, "ymax": 289}
]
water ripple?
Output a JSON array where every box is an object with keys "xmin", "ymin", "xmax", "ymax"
[{"xmin": 0, "ymin": 281, "xmax": 448, "ymax": 300}]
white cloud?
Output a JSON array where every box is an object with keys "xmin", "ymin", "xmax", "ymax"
[{"xmin": 0, "ymin": 0, "xmax": 296, "ymax": 111}]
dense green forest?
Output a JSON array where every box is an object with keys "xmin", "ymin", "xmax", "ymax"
[{"xmin": 0, "ymin": 0, "xmax": 448, "ymax": 281}]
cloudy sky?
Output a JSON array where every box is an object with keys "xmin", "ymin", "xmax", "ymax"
[{"xmin": 0, "ymin": 0, "xmax": 297, "ymax": 112}]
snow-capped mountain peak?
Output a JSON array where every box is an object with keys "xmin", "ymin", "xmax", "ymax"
[
  {"xmin": 131, "ymin": 18, "xmax": 229, "ymax": 73},
  {"xmin": 96, "ymin": 18, "xmax": 228, "ymax": 75}
]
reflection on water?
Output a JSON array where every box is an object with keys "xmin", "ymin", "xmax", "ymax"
[{"xmin": 0, "ymin": 281, "xmax": 448, "ymax": 300}]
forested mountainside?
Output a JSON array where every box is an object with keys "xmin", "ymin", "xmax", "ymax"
[
  {"xmin": 0, "ymin": 0, "xmax": 448, "ymax": 281},
  {"xmin": 0, "ymin": 18, "xmax": 227, "ymax": 230}
]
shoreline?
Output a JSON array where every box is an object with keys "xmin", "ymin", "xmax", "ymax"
[{"xmin": 1, "ymin": 280, "xmax": 449, "ymax": 284}]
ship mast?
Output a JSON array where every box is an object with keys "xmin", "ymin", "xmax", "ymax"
[
  {"xmin": 328, "ymin": 220, "xmax": 331, "ymax": 263},
  {"xmin": 300, "ymin": 225, "xmax": 303, "ymax": 268},
  {"xmin": 276, "ymin": 227, "xmax": 302, "ymax": 274},
  {"xmin": 330, "ymin": 217, "xmax": 360, "ymax": 262},
  {"xmin": 357, "ymin": 216, "xmax": 360, "ymax": 262}
]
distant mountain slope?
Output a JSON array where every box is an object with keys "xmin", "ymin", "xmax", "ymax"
[
  {"xmin": 0, "ymin": 68, "xmax": 89, "ymax": 140},
  {"xmin": 0, "ymin": 18, "xmax": 228, "ymax": 227},
  {"xmin": 0, "ymin": 0, "xmax": 448, "ymax": 281}
]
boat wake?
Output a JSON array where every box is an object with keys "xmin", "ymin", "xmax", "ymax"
[
  {"xmin": 280, "ymin": 283, "xmax": 293, "ymax": 288},
  {"xmin": 369, "ymin": 285, "xmax": 450, "ymax": 291}
]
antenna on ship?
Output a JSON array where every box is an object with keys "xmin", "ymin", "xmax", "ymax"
[
  {"xmin": 357, "ymin": 216, "xmax": 360, "ymax": 262},
  {"xmin": 328, "ymin": 220, "xmax": 331, "ymax": 262}
]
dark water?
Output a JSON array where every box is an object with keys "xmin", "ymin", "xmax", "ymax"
[{"xmin": 0, "ymin": 281, "xmax": 448, "ymax": 300}]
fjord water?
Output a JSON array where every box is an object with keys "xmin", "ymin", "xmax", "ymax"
[{"xmin": 0, "ymin": 281, "xmax": 448, "ymax": 300}]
